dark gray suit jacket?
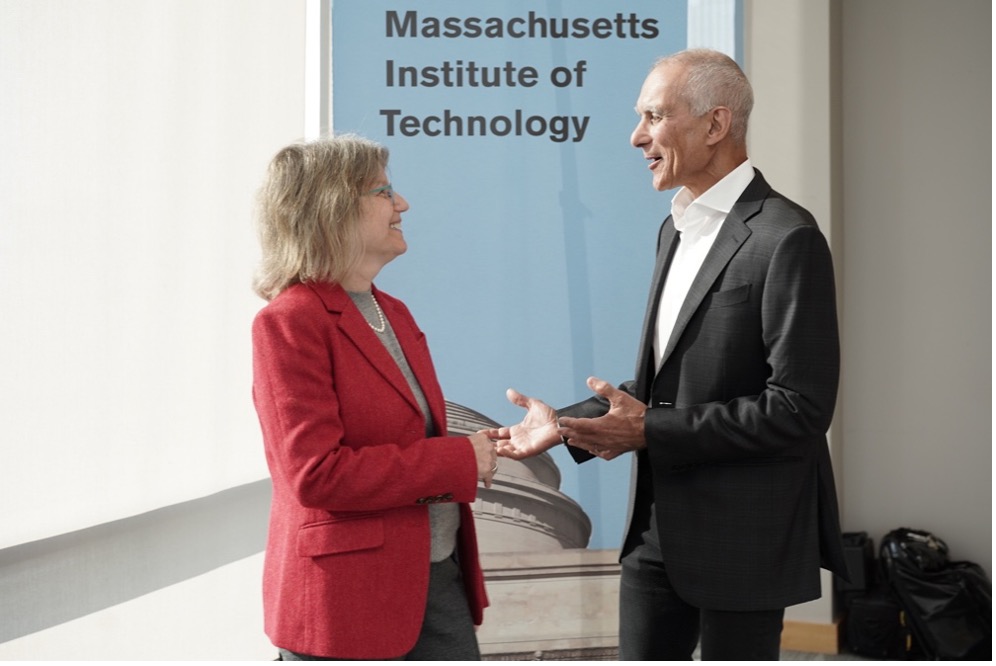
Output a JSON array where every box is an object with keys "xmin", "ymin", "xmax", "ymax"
[{"xmin": 565, "ymin": 169, "xmax": 848, "ymax": 611}]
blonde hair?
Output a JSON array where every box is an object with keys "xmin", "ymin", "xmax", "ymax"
[
  {"xmin": 654, "ymin": 49, "xmax": 754, "ymax": 144},
  {"xmin": 252, "ymin": 134, "xmax": 389, "ymax": 301}
]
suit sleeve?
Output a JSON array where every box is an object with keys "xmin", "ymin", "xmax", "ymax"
[
  {"xmin": 644, "ymin": 223, "xmax": 840, "ymax": 467},
  {"xmin": 252, "ymin": 303, "xmax": 479, "ymax": 512}
]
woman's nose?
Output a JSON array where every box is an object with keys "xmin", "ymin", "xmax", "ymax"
[{"xmin": 393, "ymin": 191, "xmax": 410, "ymax": 211}]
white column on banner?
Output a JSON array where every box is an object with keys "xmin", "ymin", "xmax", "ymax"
[{"xmin": 688, "ymin": 0, "xmax": 737, "ymax": 56}]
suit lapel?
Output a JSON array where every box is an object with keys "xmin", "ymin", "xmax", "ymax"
[
  {"xmin": 657, "ymin": 170, "xmax": 770, "ymax": 368},
  {"xmin": 634, "ymin": 222, "xmax": 679, "ymax": 400}
]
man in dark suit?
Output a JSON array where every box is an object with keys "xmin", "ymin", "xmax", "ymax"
[{"xmin": 490, "ymin": 48, "xmax": 848, "ymax": 660}]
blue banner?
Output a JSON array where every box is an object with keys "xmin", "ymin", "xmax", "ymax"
[{"xmin": 332, "ymin": 0, "xmax": 737, "ymax": 548}]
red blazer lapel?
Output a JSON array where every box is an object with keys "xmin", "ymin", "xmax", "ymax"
[
  {"xmin": 373, "ymin": 287, "xmax": 449, "ymax": 434},
  {"xmin": 307, "ymin": 282, "xmax": 427, "ymax": 418}
]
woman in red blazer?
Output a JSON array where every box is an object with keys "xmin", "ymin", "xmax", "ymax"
[{"xmin": 251, "ymin": 135, "xmax": 496, "ymax": 660}]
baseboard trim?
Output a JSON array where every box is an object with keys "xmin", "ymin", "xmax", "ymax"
[{"xmin": 781, "ymin": 618, "xmax": 841, "ymax": 654}]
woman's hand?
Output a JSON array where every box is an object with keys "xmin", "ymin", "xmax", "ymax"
[
  {"xmin": 469, "ymin": 431, "xmax": 498, "ymax": 488},
  {"xmin": 482, "ymin": 388, "xmax": 561, "ymax": 460}
]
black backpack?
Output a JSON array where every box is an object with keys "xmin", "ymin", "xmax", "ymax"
[{"xmin": 879, "ymin": 527, "xmax": 991, "ymax": 660}]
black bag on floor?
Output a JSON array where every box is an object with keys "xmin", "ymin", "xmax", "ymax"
[
  {"xmin": 880, "ymin": 527, "xmax": 992, "ymax": 660},
  {"xmin": 845, "ymin": 584, "xmax": 918, "ymax": 659}
]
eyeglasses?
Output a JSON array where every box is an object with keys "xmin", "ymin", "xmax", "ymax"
[{"xmin": 366, "ymin": 183, "xmax": 396, "ymax": 205}]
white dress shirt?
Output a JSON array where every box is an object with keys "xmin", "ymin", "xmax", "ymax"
[{"xmin": 653, "ymin": 159, "xmax": 755, "ymax": 369}]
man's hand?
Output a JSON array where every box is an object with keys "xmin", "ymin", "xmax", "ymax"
[
  {"xmin": 559, "ymin": 377, "xmax": 647, "ymax": 460},
  {"xmin": 484, "ymin": 388, "xmax": 561, "ymax": 460}
]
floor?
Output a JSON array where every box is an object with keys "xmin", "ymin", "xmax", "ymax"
[
  {"xmin": 486, "ymin": 646, "xmax": 874, "ymax": 661},
  {"xmin": 781, "ymin": 648, "xmax": 870, "ymax": 661}
]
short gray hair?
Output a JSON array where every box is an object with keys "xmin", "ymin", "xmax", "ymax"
[{"xmin": 654, "ymin": 49, "xmax": 753, "ymax": 144}]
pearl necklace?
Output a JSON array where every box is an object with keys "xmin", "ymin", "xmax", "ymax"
[{"xmin": 367, "ymin": 292, "xmax": 386, "ymax": 333}]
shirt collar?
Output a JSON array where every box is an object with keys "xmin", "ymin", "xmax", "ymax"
[{"xmin": 671, "ymin": 159, "xmax": 754, "ymax": 234}]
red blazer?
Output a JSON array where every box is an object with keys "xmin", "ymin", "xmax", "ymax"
[{"xmin": 251, "ymin": 281, "xmax": 488, "ymax": 659}]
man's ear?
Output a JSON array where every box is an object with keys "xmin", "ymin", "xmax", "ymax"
[{"xmin": 705, "ymin": 106, "xmax": 733, "ymax": 145}]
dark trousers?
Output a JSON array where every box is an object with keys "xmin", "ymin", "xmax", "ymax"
[
  {"xmin": 619, "ymin": 557, "xmax": 785, "ymax": 660},
  {"xmin": 619, "ymin": 492, "xmax": 785, "ymax": 660},
  {"xmin": 278, "ymin": 554, "xmax": 480, "ymax": 661}
]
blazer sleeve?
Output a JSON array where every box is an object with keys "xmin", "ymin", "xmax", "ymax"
[{"xmin": 252, "ymin": 298, "xmax": 479, "ymax": 512}]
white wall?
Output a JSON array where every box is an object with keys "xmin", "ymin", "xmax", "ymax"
[
  {"xmin": 0, "ymin": 0, "xmax": 303, "ymax": 547},
  {"xmin": 837, "ymin": 0, "xmax": 991, "ymax": 571},
  {"xmin": 0, "ymin": 0, "xmax": 306, "ymax": 659},
  {"xmin": 1, "ymin": 553, "xmax": 270, "ymax": 660},
  {"xmin": 747, "ymin": 0, "xmax": 991, "ymax": 587},
  {"xmin": 744, "ymin": 0, "xmax": 841, "ymax": 626}
]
